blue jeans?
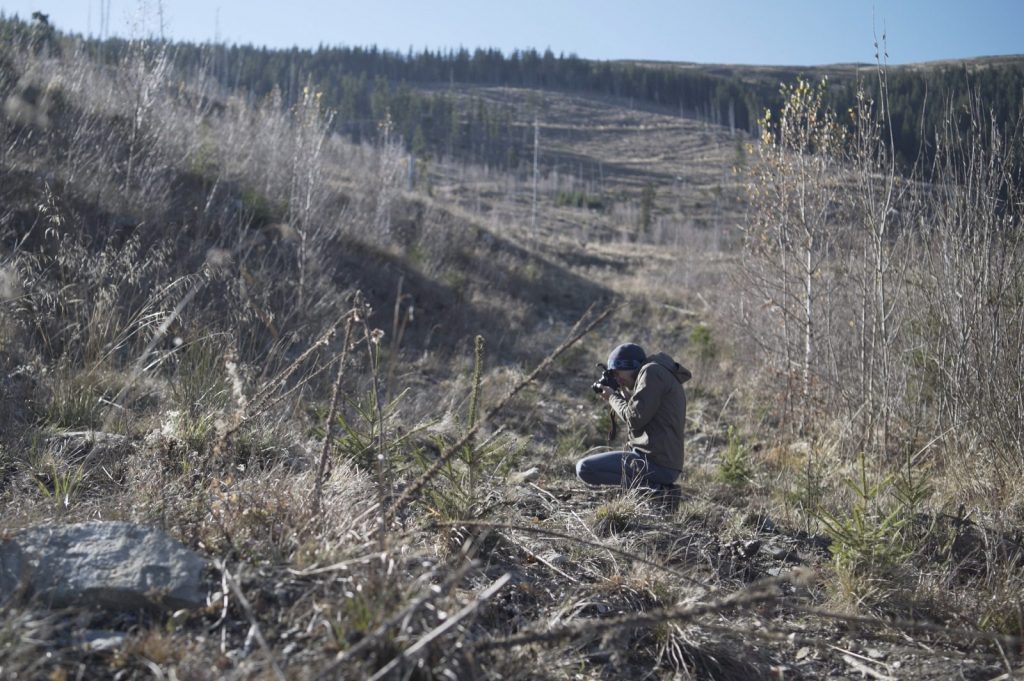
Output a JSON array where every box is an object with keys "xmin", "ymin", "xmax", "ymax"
[{"xmin": 576, "ymin": 450, "xmax": 680, "ymax": 489}]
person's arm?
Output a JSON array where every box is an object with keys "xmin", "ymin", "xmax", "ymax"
[{"xmin": 608, "ymin": 368, "xmax": 662, "ymax": 430}]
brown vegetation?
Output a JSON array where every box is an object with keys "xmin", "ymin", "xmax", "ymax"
[{"xmin": 1, "ymin": 26, "xmax": 1023, "ymax": 680}]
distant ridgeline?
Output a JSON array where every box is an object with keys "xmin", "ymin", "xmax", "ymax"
[{"xmin": 2, "ymin": 14, "xmax": 1022, "ymax": 174}]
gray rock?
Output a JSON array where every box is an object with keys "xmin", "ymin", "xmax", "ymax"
[
  {"xmin": 0, "ymin": 539, "xmax": 28, "ymax": 600},
  {"xmin": 511, "ymin": 467, "xmax": 541, "ymax": 484},
  {"xmin": 740, "ymin": 539, "xmax": 762, "ymax": 558},
  {"xmin": 745, "ymin": 512, "xmax": 778, "ymax": 534},
  {"xmin": 78, "ymin": 630, "xmax": 128, "ymax": 652},
  {"xmin": 768, "ymin": 544, "xmax": 803, "ymax": 563},
  {"xmin": 538, "ymin": 550, "xmax": 568, "ymax": 567},
  {"xmin": 0, "ymin": 521, "xmax": 207, "ymax": 611}
]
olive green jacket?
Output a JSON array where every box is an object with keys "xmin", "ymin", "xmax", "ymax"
[{"xmin": 608, "ymin": 353, "xmax": 691, "ymax": 471}]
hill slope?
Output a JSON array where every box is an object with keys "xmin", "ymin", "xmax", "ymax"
[{"xmin": 2, "ymin": 21, "xmax": 1023, "ymax": 681}]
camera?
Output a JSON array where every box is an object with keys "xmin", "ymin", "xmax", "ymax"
[{"xmin": 591, "ymin": 363, "xmax": 619, "ymax": 394}]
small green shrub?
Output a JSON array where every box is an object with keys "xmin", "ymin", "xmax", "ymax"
[
  {"xmin": 329, "ymin": 388, "xmax": 425, "ymax": 473},
  {"xmin": 689, "ymin": 324, "xmax": 718, "ymax": 363},
  {"xmin": 239, "ymin": 188, "xmax": 279, "ymax": 228},
  {"xmin": 27, "ymin": 438, "xmax": 85, "ymax": 512},
  {"xmin": 787, "ymin": 450, "xmax": 827, "ymax": 531},
  {"xmin": 976, "ymin": 564, "xmax": 1024, "ymax": 637},
  {"xmin": 817, "ymin": 454, "xmax": 912, "ymax": 610},
  {"xmin": 555, "ymin": 190, "xmax": 605, "ymax": 210},
  {"xmin": 417, "ymin": 428, "xmax": 522, "ymax": 525},
  {"xmin": 592, "ymin": 494, "xmax": 643, "ymax": 536},
  {"xmin": 639, "ymin": 182, "xmax": 656, "ymax": 234},
  {"xmin": 717, "ymin": 427, "xmax": 751, "ymax": 488},
  {"xmin": 442, "ymin": 270, "xmax": 468, "ymax": 294},
  {"xmin": 416, "ymin": 336, "xmax": 523, "ymax": 530},
  {"xmin": 46, "ymin": 368, "xmax": 106, "ymax": 430},
  {"xmin": 33, "ymin": 459, "xmax": 84, "ymax": 511},
  {"xmin": 554, "ymin": 422, "xmax": 589, "ymax": 462}
]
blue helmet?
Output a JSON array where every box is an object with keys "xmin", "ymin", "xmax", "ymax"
[{"xmin": 607, "ymin": 343, "xmax": 646, "ymax": 371}]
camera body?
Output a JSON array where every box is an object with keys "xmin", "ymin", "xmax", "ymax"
[{"xmin": 591, "ymin": 363, "xmax": 619, "ymax": 394}]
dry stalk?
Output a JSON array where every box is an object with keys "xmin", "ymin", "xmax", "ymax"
[
  {"xmin": 385, "ymin": 275, "xmax": 413, "ymax": 397},
  {"xmin": 791, "ymin": 604, "xmax": 1023, "ymax": 650},
  {"xmin": 217, "ymin": 561, "xmax": 286, "ymax": 681},
  {"xmin": 354, "ymin": 306, "xmax": 391, "ymax": 549},
  {"xmin": 503, "ymin": 533, "xmax": 578, "ymax": 583},
  {"xmin": 285, "ymin": 547, "xmax": 388, "ymax": 578},
  {"xmin": 243, "ymin": 313, "xmax": 349, "ymax": 421},
  {"xmin": 214, "ymin": 308, "xmax": 352, "ymax": 460},
  {"xmin": 315, "ymin": 557, "xmax": 479, "ymax": 680},
  {"xmin": 435, "ymin": 519, "xmax": 706, "ymax": 589},
  {"xmin": 837, "ymin": 647, "xmax": 897, "ymax": 680},
  {"xmin": 367, "ymin": 573, "xmax": 512, "ymax": 681},
  {"xmin": 101, "ymin": 274, "xmax": 207, "ymax": 432},
  {"xmin": 476, "ymin": 575, "xmax": 788, "ymax": 651},
  {"xmin": 245, "ymin": 345, "xmax": 348, "ymax": 423},
  {"xmin": 696, "ymin": 618, "xmax": 830, "ymax": 649},
  {"xmin": 384, "ymin": 304, "xmax": 614, "ymax": 525},
  {"xmin": 312, "ymin": 312, "xmax": 356, "ymax": 516}
]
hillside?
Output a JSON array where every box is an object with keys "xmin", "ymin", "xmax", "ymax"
[
  {"xmin": 2, "ymin": 16, "xmax": 1024, "ymax": 681},
  {"xmin": 6, "ymin": 13, "xmax": 1019, "ymax": 175}
]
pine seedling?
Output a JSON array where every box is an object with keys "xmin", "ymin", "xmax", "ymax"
[
  {"xmin": 717, "ymin": 427, "xmax": 752, "ymax": 488},
  {"xmin": 816, "ymin": 453, "xmax": 912, "ymax": 609}
]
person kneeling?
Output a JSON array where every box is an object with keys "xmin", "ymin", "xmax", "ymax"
[{"xmin": 576, "ymin": 343, "xmax": 691, "ymax": 493}]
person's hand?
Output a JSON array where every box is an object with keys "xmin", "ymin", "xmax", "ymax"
[{"xmin": 600, "ymin": 386, "xmax": 615, "ymax": 401}]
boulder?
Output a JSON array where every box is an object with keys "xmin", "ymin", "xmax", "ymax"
[{"xmin": 0, "ymin": 521, "xmax": 207, "ymax": 611}]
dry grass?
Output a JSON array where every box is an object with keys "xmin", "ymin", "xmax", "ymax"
[{"xmin": 1, "ymin": 25, "xmax": 1022, "ymax": 679}]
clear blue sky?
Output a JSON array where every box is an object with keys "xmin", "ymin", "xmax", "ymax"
[{"xmin": 2, "ymin": 0, "xmax": 1022, "ymax": 66}]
